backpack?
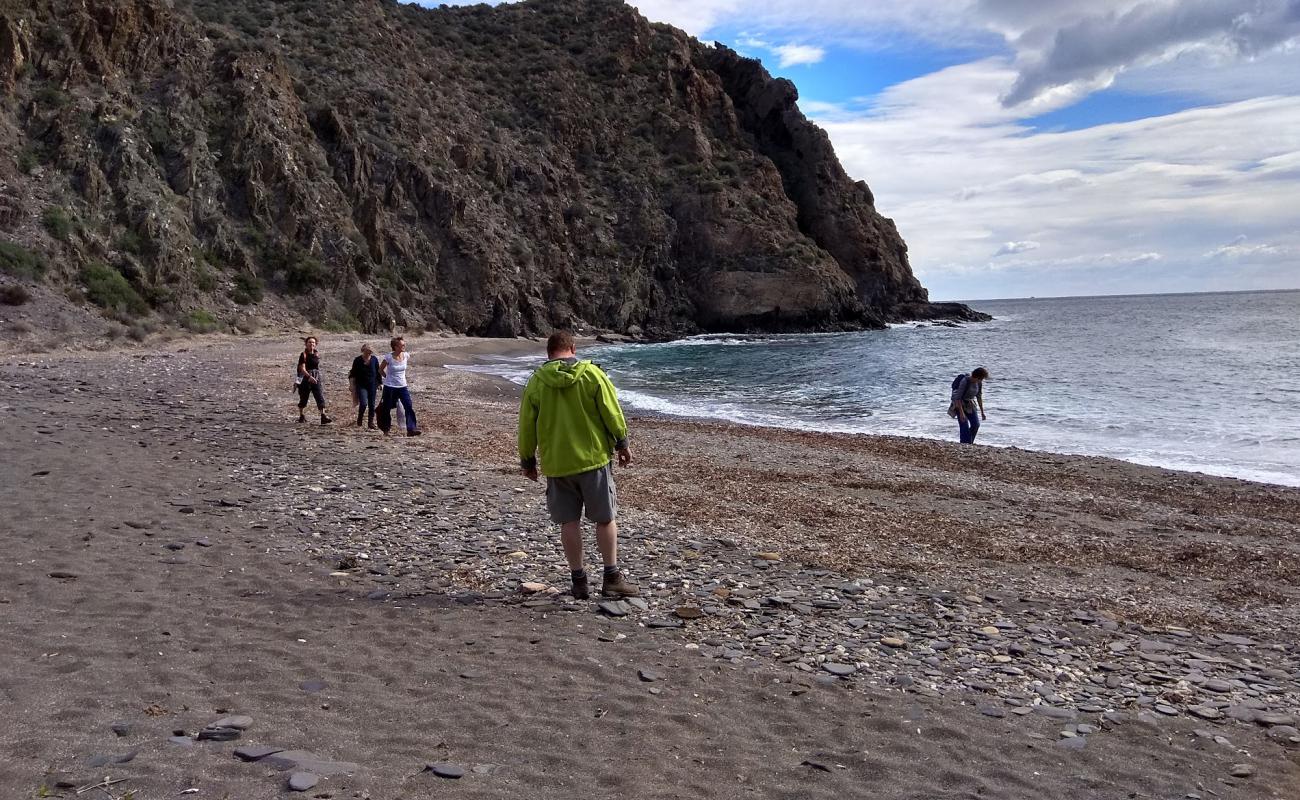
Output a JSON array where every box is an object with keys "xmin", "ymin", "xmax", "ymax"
[{"xmin": 947, "ymin": 374, "xmax": 968, "ymax": 418}]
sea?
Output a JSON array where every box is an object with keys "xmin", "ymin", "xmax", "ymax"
[{"xmin": 457, "ymin": 290, "xmax": 1300, "ymax": 488}]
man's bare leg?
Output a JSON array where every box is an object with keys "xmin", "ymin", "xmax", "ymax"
[
  {"xmin": 595, "ymin": 520, "xmax": 618, "ymax": 567},
  {"xmin": 560, "ymin": 521, "xmax": 584, "ymax": 571}
]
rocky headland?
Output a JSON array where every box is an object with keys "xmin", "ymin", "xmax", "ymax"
[{"xmin": 0, "ymin": 0, "xmax": 986, "ymax": 344}]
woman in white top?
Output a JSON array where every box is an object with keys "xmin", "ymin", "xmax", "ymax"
[{"xmin": 377, "ymin": 336, "xmax": 421, "ymax": 437}]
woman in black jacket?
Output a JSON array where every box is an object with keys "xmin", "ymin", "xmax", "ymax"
[
  {"xmin": 348, "ymin": 343, "xmax": 381, "ymax": 429},
  {"xmin": 296, "ymin": 336, "xmax": 332, "ymax": 425}
]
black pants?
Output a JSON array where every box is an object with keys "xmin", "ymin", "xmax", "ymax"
[{"xmin": 297, "ymin": 376, "xmax": 325, "ymax": 411}]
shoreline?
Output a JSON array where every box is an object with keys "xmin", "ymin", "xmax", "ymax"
[{"xmin": 446, "ymin": 336, "xmax": 1300, "ymax": 491}]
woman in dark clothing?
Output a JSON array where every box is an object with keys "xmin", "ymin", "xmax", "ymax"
[
  {"xmin": 348, "ymin": 343, "xmax": 381, "ymax": 429},
  {"xmin": 296, "ymin": 336, "xmax": 332, "ymax": 425}
]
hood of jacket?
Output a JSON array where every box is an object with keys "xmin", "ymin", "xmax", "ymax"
[{"xmin": 535, "ymin": 358, "xmax": 592, "ymax": 388}]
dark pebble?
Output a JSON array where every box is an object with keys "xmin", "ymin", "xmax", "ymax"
[
  {"xmin": 426, "ymin": 762, "xmax": 466, "ymax": 779},
  {"xmin": 197, "ymin": 726, "xmax": 241, "ymax": 742},
  {"xmin": 234, "ymin": 745, "xmax": 284, "ymax": 761}
]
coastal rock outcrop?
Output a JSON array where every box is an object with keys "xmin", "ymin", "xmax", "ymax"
[{"xmin": 0, "ymin": 0, "xmax": 987, "ymax": 335}]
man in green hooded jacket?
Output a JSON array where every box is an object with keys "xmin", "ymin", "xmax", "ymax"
[{"xmin": 519, "ymin": 331, "xmax": 638, "ymax": 600}]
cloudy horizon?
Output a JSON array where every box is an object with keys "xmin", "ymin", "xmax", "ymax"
[{"xmin": 435, "ymin": 0, "xmax": 1300, "ymax": 301}]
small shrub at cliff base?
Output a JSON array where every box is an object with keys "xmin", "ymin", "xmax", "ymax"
[
  {"xmin": 317, "ymin": 309, "xmax": 360, "ymax": 333},
  {"xmin": 284, "ymin": 253, "xmax": 325, "ymax": 293},
  {"xmin": 183, "ymin": 309, "xmax": 221, "ymax": 334},
  {"xmin": 0, "ymin": 242, "xmax": 46, "ymax": 280},
  {"xmin": 0, "ymin": 285, "xmax": 31, "ymax": 306},
  {"xmin": 232, "ymin": 272, "xmax": 264, "ymax": 305},
  {"xmin": 41, "ymin": 207, "xmax": 74, "ymax": 241},
  {"xmin": 81, "ymin": 263, "xmax": 149, "ymax": 319}
]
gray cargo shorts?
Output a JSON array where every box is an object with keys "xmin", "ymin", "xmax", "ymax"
[{"xmin": 546, "ymin": 463, "xmax": 617, "ymax": 524}]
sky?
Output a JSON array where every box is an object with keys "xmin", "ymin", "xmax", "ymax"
[{"xmin": 429, "ymin": 1, "xmax": 1300, "ymax": 301}]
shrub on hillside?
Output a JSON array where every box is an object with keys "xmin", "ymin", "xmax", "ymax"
[
  {"xmin": 232, "ymin": 272, "xmax": 264, "ymax": 305},
  {"xmin": 183, "ymin": 308, "xmax": 221, "ymax": 333},
  {"xmin": 0, "ymin": 242, "xmax": 45, "ymax": 279},
  {"xmin": 81, "ymin": 262, "xmax": 149, "ymax": 318},
  {"xmin": 41, "ymin": 207, "xmax": 74, "ymax": 241},
  {"xmin": 116, "ymin": 230, "xmax": 146, "ymax": 255},
  {"xmin": 0, "ymin": 284, "xmax": 31, "ymax": 305}
]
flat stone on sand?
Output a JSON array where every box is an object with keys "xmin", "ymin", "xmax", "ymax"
[
  {"xmin": 821, "ymin": 662, "xmax": 856, "ymax": 677},
  {"xmin": 426, "ymin": 762, "xmax": 466, "ymax": 779},
  {"xmin": 262, "ymin": 750, "xmax": 360, "ymax": 776},
  {"xmin": 288, "ymin": 772, "xmax": 319, "ymax": 791},
  {"xmin": 234, "ymin": 744, "xmax": 284, "ymax": 761},
  {"xmin": 211, "ymin": 715, "xmax": 254, "ymax": 730}
]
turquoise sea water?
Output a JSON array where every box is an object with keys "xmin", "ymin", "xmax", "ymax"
[{"xmin": 459, "ymin": 290, "xmax": 1300, "ymax": 487}]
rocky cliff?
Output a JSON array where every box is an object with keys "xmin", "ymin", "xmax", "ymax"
[{"xmin": 0, "ymin": 0, "xmax": 986, "ymax": 337}]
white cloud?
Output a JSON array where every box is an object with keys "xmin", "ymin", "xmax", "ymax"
[
  {"xmin": 810, "ymin": 60, "xmax": 1300, "ymax": 297},
  {"xmin": 773, "ymin": 44, "xmax": 826, "ymax": 67},
  {"xmin": 1204, "ymin": 236, "xmax": 1297, "ymax": 260},
  {"xmin": 994, "ymin": 241, "xmax": 1040, "ymax": 257}
]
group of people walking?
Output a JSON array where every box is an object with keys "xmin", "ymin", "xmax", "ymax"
[
  {"xmin": 293, "ymin": 335, "xmax": 421, "ymax": 436},
  {"xmin": 292, "ymin": 330, "xmax": 988, "ymax": 601}
]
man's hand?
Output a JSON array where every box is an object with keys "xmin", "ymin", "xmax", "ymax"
[
  {"xmin": 522, "ymin": 466, "xmax": 539, "ymax": 482},
  {"xmin": 981, "ymin": 413, "xmax": 988, "ymax": 421},
  {"xmin": 617, "ymin": 446, "xmax": 633, "ymax": 468}
]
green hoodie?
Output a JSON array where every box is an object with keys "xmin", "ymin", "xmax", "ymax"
[{"xmin": 518, "ymin": 358, "xmax": 628, "ymax": 477}]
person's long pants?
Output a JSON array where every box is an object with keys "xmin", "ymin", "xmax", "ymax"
[
  {"xmin": 297, "ymin": 379, "xmax": 325, "ymax": 411},
  {"xmin": 381, "ymin": 386, "xmax": 417, "ymax": 432},
  {"xmin": 959, "ymin": 413, "xmax": 980, "ymax": 444},
  {"xmin": 356, "ymin": 386, "xmax": 376, "ymax": 426}
]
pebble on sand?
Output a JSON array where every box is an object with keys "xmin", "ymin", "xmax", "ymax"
[
  {"xmin": 425, "ymin": 762, "xmax": 466, "ymax": 779},
  {"xmin": 288, "ymin": 772, "xmax": 320, "ymax": 791}
]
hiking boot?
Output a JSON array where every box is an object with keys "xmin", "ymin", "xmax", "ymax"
[
  {"xmin": 320, "ymin": 415, "xmax": 332, "ymax": 426},
  {"xmin": 297, "ymin": 414, "xmax": 306, "ymax": 424},
  {"xmin": 367, "ymin": 422, "xmax": 376, "ymax": 430},
  {"xmin": 407, "ymin": 429, "xmax": 422, "ymax": 437},
  {"xmin": 601, "ymin": 570, "xmax": 639, "ymax": 598},
  {"xmin": 572, "ymin": 574, "xmax": 590, "ymax": 601}
]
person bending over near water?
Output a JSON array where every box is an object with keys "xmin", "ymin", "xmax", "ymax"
[
  {"xmin": 349, "ymin": 343, "xmax": 381, "ymax": 429},
  {"xmin": 296, "ymin": 336, "xmax": 331, "ymax": 425},
  {"xmin": 952, "ymin": 367, "xmax": 989, "ymax": 444},
  {"xmin": 518, "ymin": 331, "xmax": 638, "ymax": 600},
  {"xmin": 378, "ymin": 336, "xmax": 421, "ymax": 437}
]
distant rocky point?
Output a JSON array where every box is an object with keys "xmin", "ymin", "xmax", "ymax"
[{"xmin": 0, "ymin": 0, "xmax": 988, "ymax": 337}]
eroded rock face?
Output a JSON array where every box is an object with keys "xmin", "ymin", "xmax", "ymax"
[
  {"xmin": 0, "ymin": 0, "xmax": 984, "ymax": 335},
  {"xmin": 0, "ymin": 15, "xmax": 30, "ymax": 95}
]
